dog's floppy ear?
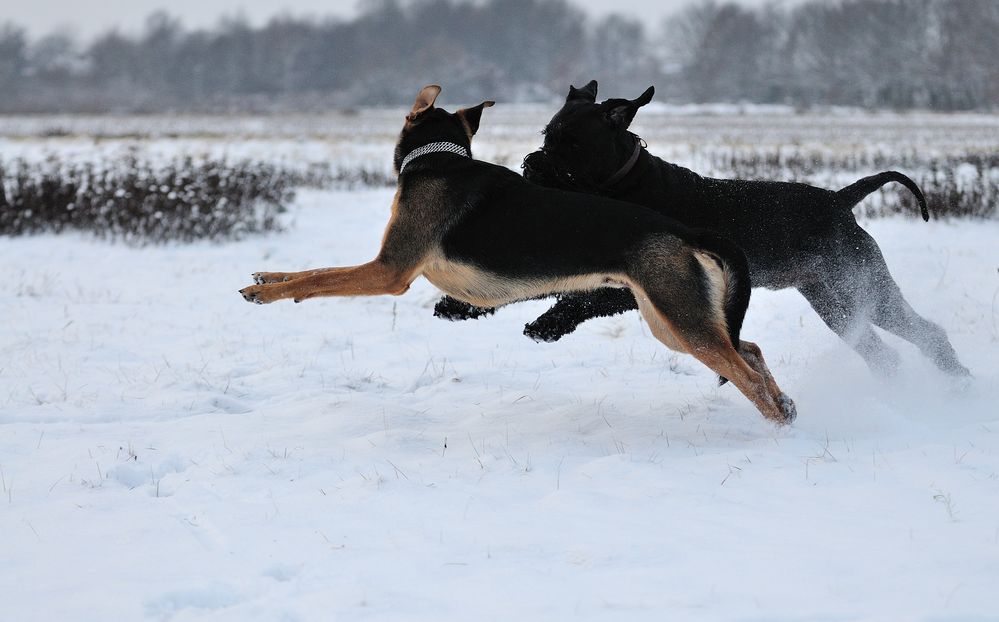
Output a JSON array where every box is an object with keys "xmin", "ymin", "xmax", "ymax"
[
  {"xmin": 407, "ymin": 84, "xmax": 442, "ymax": 122},
  {"xmin": 604, "ymin": 86, "xmax": 655, "ymax": 128},
  {"xmin": 456, "ymin": 100, "xmax": 495, "ymax": 136},
  {"xmin": 567, "ymin": 80, "xmax": 598, "ymax": 103}
]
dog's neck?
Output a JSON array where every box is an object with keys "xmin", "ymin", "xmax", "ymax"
[
  {"xmin": 600, "ymin": 135, "xmax": 645, "ymax": 189},
  {"xmin": 399, "ymin": 141, "xmax": 470, "ymax": 174}
]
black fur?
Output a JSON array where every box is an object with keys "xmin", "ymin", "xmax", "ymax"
[
  {"xmin": 434, "ymin": 295, "xmax": 496, "ymax": 321},
  {"xmin": 438, "ymin": 81, "xmax": 969, "ymax": 377},
  {"xmin": 522, "ymin": 289, "xmax": 634, "ymax": 342},
  {"xmin": 398, "ymin": 110, "xmax": 750, "ymax": 299}
]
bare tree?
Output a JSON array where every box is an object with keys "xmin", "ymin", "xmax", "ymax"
[{"xmin": 1, "ymin": 0, "xmax": 996, "ymax": 112}]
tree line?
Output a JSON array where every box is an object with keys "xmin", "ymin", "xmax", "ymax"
[{"xmin": 0, "ymin": 0, "xmax": 996, "ymax": 113}]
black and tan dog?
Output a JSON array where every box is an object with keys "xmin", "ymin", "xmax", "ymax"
[
  {"xmin": 239, "ymin": 85, "xmax": 797, "ymax": 424},
  {"xmin": 440, "ymin": 81, "xmax": 969, "ymax": 378}
]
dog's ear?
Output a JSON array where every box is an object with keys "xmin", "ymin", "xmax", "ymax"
[
  {"xmin": 407, "ymin": 84, "xmax": 442, "ymax": 122},
  {"xmin": 604, "ymin": 86, "xmax": 655, "ymax": 128},
  {"xmin": 567, "ymin": 80, "xmax": 598, "ymax": 103},
  {"xmin": 632, "ymin": 85, "xmax": 655, "ymax": 108},
  {"xmin": 456, "ymin": 100, "xmax": 495, "ymax": 136}
]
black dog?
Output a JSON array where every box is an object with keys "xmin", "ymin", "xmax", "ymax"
[{"xmin": 437, "ymin": 81, "xmax": 968, "ymax": 377}]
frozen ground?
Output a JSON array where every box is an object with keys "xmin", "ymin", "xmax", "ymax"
[
  {"xmin": 4, "ymin": 106, "xmax": 999, "ymax": 177},
  {"xmin": 2, "ymin": 185, "xmax": 998, "ymax": 621}
]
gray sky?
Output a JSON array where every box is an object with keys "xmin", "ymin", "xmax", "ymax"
[{"xmin": 6, "ymin": 0, "xmax": 786, "ymax": 39}]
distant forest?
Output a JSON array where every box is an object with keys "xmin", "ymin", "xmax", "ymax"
[{"xmin": 1, "ymin": 0, "xmax": 997, "ymax": 113}]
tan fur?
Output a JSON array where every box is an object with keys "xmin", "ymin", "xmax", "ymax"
[
  {"xmin": 633, "ymin": 292, "xmax": 787, "ymax": 422},
  {"xmin": 407, "ymin": 85, "xmax": 441, "ymax": 122},
  {"xmin": 456, "ymin": 115, "xmax": 475, "ymax": 143},
  {"xmin": 692, "ymin": 250, "xmax": 732, "ymax": 341},
  {"xmin": 696, "ymin": 347, "xmax": 785, "ymax": 422},
  {"xmin": 423, "ymin": 253, "xmax": 629, "ymax": 308},
  {"xmin": 631, "ymin": 288, "xmax": 686, "ymax": 352},
  {"xmin": 247, "ymin": 261, "xmax": 416, "ymax": 304}
]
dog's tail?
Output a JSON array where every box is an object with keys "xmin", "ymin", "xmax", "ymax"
[
  {"xmin": 836, "ymin": 171, "xmax": 929, "ymax": 222},
  {"xmin": 688, "ymin": 230, "xmax": 752, "ymax": 386}
]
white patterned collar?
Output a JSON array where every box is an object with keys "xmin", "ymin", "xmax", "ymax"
[{"xmin": 399, "ymin": 141, "xmax": 470, "ymax": 174}]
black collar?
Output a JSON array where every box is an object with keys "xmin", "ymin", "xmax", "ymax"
[{"xmin": 600, "ymin": 135, "xmax": 645, "ymax": 189}]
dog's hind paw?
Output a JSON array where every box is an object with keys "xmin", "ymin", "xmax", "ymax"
[
  {"xmin": 936, "ymin": 355, "xmax": 972, "ymax": 378},
  {"xmin": 777, "ymin": 393, "xmax": 797, "ymax": 424},
  {"xmin": 946, "ymin": 373, "xmax": 974, "ymax": 395}
]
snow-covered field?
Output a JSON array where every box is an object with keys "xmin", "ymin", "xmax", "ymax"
[{"xmin": 3, "ymin": 111, "xmax": 999, "ymax": 620}]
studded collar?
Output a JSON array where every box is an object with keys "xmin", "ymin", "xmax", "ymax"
[{"xmin": 399, "ymin": 141, "xmax": 470, "ymax": 174}]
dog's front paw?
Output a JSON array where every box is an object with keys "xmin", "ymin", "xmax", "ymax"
[
  {"xmin": 523, "ymin": 320, "xmax": 570, "ymax": 343},
  {"xmin": 253, "ymin": 272, "xmax": 291, "ymax": 285},
  {"xmin": 434, "ymin": 296, "xmax": 495, "ymax": 321},
  {"xmin": 239, "ymin": 284, "xmax": 282, "ymax": 304}
]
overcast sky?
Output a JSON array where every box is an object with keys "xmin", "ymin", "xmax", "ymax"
[{"xmin": 6, "ymin": 0, "xmax": 790, "ymax": 39}]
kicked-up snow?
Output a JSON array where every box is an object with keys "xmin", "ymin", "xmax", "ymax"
[{"xmin": 2, "ymin": 185, "xmax": 999, "ymax": 620}]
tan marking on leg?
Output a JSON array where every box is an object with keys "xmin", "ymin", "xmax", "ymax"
[
  {"xmin": 632, "ymin": 290, "xmax": 686, "ymax": 352},
  {"xmin": 737, "ymin": 340, "xmax": 796, "ymax": 421},
  {"xmin": 692, "ymin": 251, "xmax": 729, "ymax": 327},
  {"xmin": 632, "ymin": 286, "xmax": 786, "ymax": 423},
  {"xmin": 240, "ymin": 261, "xmax": 416, "ymax": 304},
  {"xmin": 738, "ymin": 341, "xmax": 781, "ymax": 399},
  {"xmin": 252, "ymin": 268, "xmax": 337, "ymax": 284},
  {"xmin": 696, "ymin": 347, "xmax": 787, "ymax": 423}
]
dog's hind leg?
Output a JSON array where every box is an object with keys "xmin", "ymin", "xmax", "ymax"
[
  {"xmin": 627, "ymin": 249, "xmax": 795, "ymax": 425},
  {"xmin": 871, "ymin": 289, "xmax": 969, "ymax": 375},
  {"xmin": 798, "ymin": 281, "xmax": 901, "ymax": 376},
  {"xmin": 633, "ymin": 290, "xmax": 793, "ymax": 423},
  {"xmin": 736, "ymin": 340, "xmax": 795, "ymax": 418},
  {"xmin": 872, "ymin": 295, "xmax": 969, "ymax": 376},
  {"xmin": 871, "ymin": 294, "xmax": 968, "ymax": 375},
  {"xmin": 842, "ymin": 227, "xmax": 969, "ymax": 376},
  {"xmin": 855, "ymin": 252, "xmax": 970, "ymax": 376}
]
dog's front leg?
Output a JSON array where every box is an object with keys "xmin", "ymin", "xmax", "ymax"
[
  {"xmin": 434, "ymin": 295, "xmax": 496, "ymax": 321},
  {"xmin": 251, "ymin": 268, "xmax": 335, "ymax": 284},
  {"xmin": 524, "ymin": 288, "xmax": 638, "ymax": 342},
  {"xmin": 239, "ymin": 260, "xmax": 415, "ymax": 304}
]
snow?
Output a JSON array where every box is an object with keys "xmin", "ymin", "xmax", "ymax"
[{"xmin": 2, "ymin": 183, "xmax": 998, "ymax": 620}]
